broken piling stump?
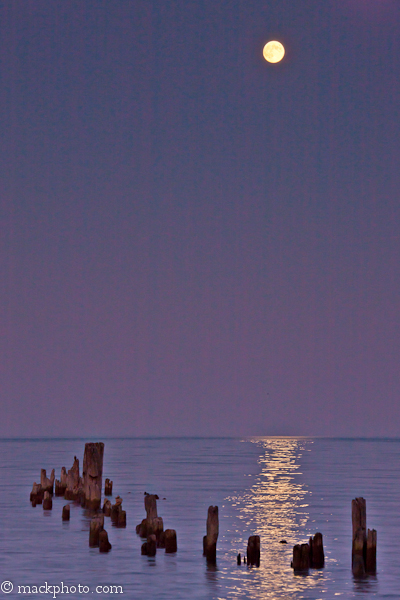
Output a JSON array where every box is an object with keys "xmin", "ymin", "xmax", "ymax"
[
  {"xmin": 41, "ymin": 469, "xmax": 55, "ymax": 495},
  {"xmin": 366, "ymin": 528, "xmax": 377, "ymax": 573},
  {"xmin": 145, "ymin": 494, "xmax": 158, "ymax": 520},
  {"xmin": 351, "ymin": 497, "xmax": 376, "ymax": 576},
  {"xmin": 136, "ymin": 495, "xmax": 164, "ymax": 544},
  {"xmin": 164, "ymin": 529, "xmax": 177, "ymax": 553},
  {"xmin": 62, "ymin": 505, "xmax": 70, "ymax": 521},
  {"xmin": 104, "ymin": 478, "xmax": 113, "ymax": 496},
  {"xmin": 103, "ymin": 499, "xmax": 112, "ymax": 517},
  {"xmin": 309, "ymin": 532, "xmax": 324, "ymax": 568},
  {"xmin": 82, "ymin": 442, "xmax": 104, "ymax": 510},
  {"xmin": 352, "ymin": 528, "xmax": 366, "ymax": 577},
  {"xmin": 117, "ymin": 510, "xmax": 127, "ymax": 528},
  {"xmin": 43, "ymin": 491, "xmax": 53, "ymax": 510},
  {"xmin": 99, "ymin": 529, "xmax": 112, "ymax": 552},
  {"xmin": 55, "ymin": 467, "xmax": 68, "ymax": 496},
  {"xmin": 203, "ymin": 506, "xmax": 219, "ymax": 563},
  {"xmin": 30, "ymin": 482, "xmax": 43, "ymax": 505},
  {"xmin": 292, "ymin": 543, "xmax": 310, "ymax": 572},
  {"xmin": 237, "ymin": 553, "xmax": 241, "ymax": 565},
  {"xmin": 247, "ymin": 535, "xmax": 260, "ymax": 567},
  {"xmin": 64, "ymin": 457, "xmax": 82, "ymax": 501},
  {"xmin": 89, "ymin": 515, "xmax": 104, "ymax": 548},
  {"xmin": 111, "ymin": 496, "xmax": 123, "ymax": 524},
  {"xmin": 147, "ymin": 534, "xmax": 157, "ymax": 556}
]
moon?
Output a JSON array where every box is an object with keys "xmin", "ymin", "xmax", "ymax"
[{"xmin": 263, "ymin": 41, "xmax": 285, "ymax": 64}]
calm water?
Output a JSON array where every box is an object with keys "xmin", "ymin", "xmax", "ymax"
[{"xmin": 0, "ymin": 438, "xmax": 399, "ymax": 599}]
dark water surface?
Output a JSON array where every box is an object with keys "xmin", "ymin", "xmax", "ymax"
[{"xmin": 0, "ymin": 438, "xmax": 399, "ymax": 599}]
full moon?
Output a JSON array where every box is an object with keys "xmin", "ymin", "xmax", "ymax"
[{"xmin": 263, "ymin": 41, "xmax": 285, "ymax": 64}]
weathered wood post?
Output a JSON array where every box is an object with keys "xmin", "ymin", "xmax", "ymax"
[
  {"xmin": 55, "ymin": 467, "xmax": 68, "ymax": 496},
  {"xmin": 41, "ymin": 469, "xmax": 55, "ymax": 495},
  {"xmin": 141, "ymin": 534, "xmax": 157, "ymax": 556},
  {"xmin": 147, "ymin": 534, "xmax": 157, "ymax": 556},
  {"xmin": 309, "ymin": 532, "xmax": 324, "ymax": 568},
  {"xmin": 103, "ymin": 499, "xmax": 112, "ymax": 517},
  {"xmin": 118, "ymin": 510, "xmax": 127, "ymax": 528},
  {"xmin": 30, "ymin": 482, "xmax": 43, "ymax": 505},
  {"xmin": 145, "ymin": 494, "xmax": 158, "ymax": 520},
  {"xmin": 62, "ymin": 504, "xmax": 70, "ymax": 521},
  {"xmin": 247, "ymin": 535, "xmax": 260, "ymax": 567},
  {"xmin": 104, "ymin": 478, "xmax": 113, "ymax": 496},
  {"xmin": 83, "ymin": 442, "xmax": 104, "ymax": 510},
  {"xmin": 164, "ymin": 529, "xmax": 177, "ymax": 553},
  {"xmin": 203, "ymin": 506, "xmax": 219, "ymax": 563},
  {"xmin": 352, "ymin": 497, "xmax": 377, "ymax": 576},
  {"xmin": 89, "ymin": 515, "xmax": 104, "ymax": 547},
  {"xmin": 366, "ymin": 529, "xmax": 377, "ymax": 574},
  {"xmin": 136, "ymin": 494, "xmax": 162, "ymax": 541},
  {"xmin": 111, "ymin": 496, "xmax": 123, "ymax": 524},
  {"xmin": 292, "ymin": 543, "xmax": 310, "ymax": 572},
  {"xmin": 64, "ymin": 457, "xmax": 81, "ymax": 501},
  {"xmin": 352, "ymin": 528, "xmax": 366, "ymax": 576},
  {"xmin": 43, "ymin": 491, "xmax": 53, "ymax": 510},
  {"xmin": 99, "ymin": 529, "xmax": 112, "ymax": 552},
  {"xmin": 237, "ymin": 553, "xmax": 241, "ymax": 565}
]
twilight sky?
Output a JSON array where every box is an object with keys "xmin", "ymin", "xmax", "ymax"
[{"xmin": 1, "ymin": 0, "xmax": 400, "ymax": 437}]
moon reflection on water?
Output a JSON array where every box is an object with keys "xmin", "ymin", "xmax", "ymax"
[{"xmin": 223, "ymin": 438, "xmax": 325, "ymax": 599}]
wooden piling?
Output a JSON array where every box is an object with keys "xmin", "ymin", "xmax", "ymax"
[
  {"xmin": 104, "ymin": 478, "xmax": 113, "ymax": 496},
  {"xmin": 89, "ymin": 515, "xmax": 104, "ymax": 547},
  {"xmin": 366, "ymin": 529, "xmax": 377, "ymax": 574},
  {"xmin": 144, "ymin": 494, "xmax": 158, "ymax": 520},
  {"xmin": 41, "ymin": 469, "xmax": 55, "ymax": 495},
  {"xmin": 203, "ymin": 506, "xmax": 219, "ymax": 563},
  {"xmin": 309, "ymin": 532, "xmax": 324, "ymax": 568},
  {"xmin": 64, "ymin": 457, "xmax": 82, "ymax": 501},
  {"xmin": 62, "ymin": 505, "xmax": 70, "ymax": 521},
  {"xmin": 55, "ymin": 467, "xmax": 68, "ymax": 496},
  {"xmin": 99, "ymin": 529, "xmax": 112, "ymax": 552},
  {"xmin": 43, "ymin": 491, "xmax": 53, "ymax": 510},
  {"xmin": 351, "ymin": 497, "xmax": 376, "ymax": 575},
  {"xmin": 164, "ymin": 529, "xmax": 177, "ymax": 553},
  {"xmin": 292, "ymin": 543, "xmax": 310, "ymax": 572},
  {"xmin": 103, "ymin": 499, "xmax": 112, "ymax": 517},
  {"xmin": 82, "ymin": 442, "xmax": 104, "ymax": 510},
  {"xmin": 247, "ymin": 535, "xmax": 260, "ymax": 567},
  {"xmin": 30, "ymin": 482, "xmax": 43, "ymax": 505}
]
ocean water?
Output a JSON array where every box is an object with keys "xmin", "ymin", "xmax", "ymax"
[{"xmin": 0, "ymin": 437, "xmax": 399, "ymax": 599}]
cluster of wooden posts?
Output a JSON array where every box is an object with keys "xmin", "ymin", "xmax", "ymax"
[
  {"xmin": 135, "ymin": 493, "xmax": 177, "ymax": 556},
  {"xmin": 29, "ymin": 444, "xmax": 377, "ymax": 574}
]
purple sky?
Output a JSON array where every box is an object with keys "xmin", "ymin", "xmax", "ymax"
[{"xmin": 1, "ymin": 0, "xmax": 400, "ymax": 437}]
